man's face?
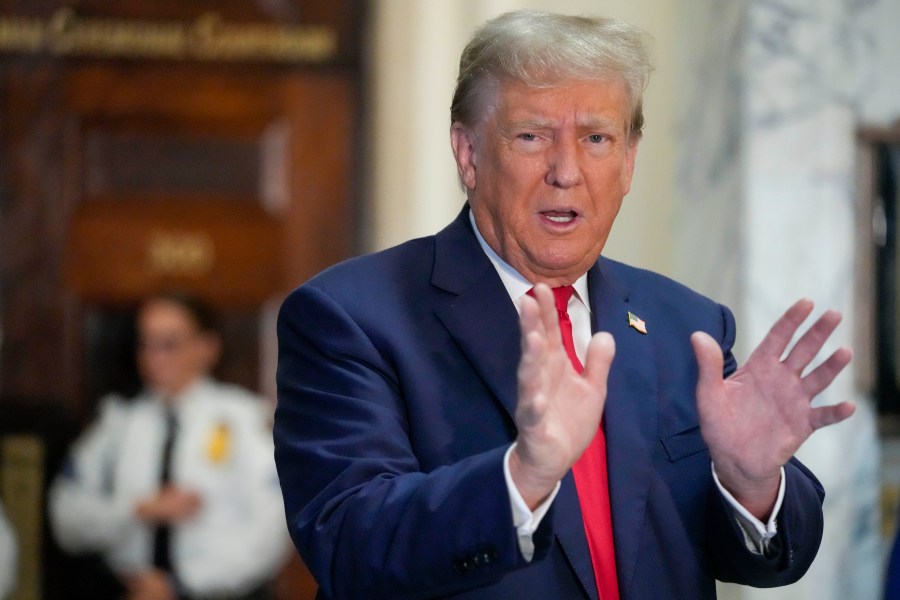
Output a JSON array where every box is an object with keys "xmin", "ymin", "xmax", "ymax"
[
  {"xmin": 452, "ymin": 78, "xmax": 638, "ymax": 285},
  {"xmin": 136, "ymin": 299, "xmax": 219, "ymax": 398}
]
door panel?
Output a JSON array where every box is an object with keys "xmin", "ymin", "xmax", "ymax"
[{"xmin": 1, "ymin": 4, "xmax": 362, "ymax": 598}]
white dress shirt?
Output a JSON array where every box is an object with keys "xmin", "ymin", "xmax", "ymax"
[{"xmin": 467, "ymin": 210, "xmax": 783, "ymax": 561}]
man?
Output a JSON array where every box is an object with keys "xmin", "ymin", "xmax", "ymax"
[
  {"xmin": 50, "ymin": 293, "xmax": 289, "ymax": 600},
  {"xmin": 274, "ymin": 11, "xmax": 854, "ymax": 599}
]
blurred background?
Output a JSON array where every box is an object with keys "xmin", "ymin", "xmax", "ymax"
[{"xmin": 0, "ymin": 0, "xmax": 898, "ymax": 598}]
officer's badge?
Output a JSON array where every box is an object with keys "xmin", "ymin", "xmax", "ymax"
[{"xmin": 206, "ymin": 423, "xmax": 232, "ymax": 464}]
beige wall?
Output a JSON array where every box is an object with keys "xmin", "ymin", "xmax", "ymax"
[{"xmin": 366, "ymin": 0, "xmax": 678, "ymax": 275}]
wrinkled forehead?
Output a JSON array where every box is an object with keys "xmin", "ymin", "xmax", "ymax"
[{"xmin": 478, "ymin": 76, "xmax": 631, "ymax": 126}]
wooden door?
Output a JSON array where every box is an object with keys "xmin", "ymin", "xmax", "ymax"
[
  {"xmin": 1, "ymin": 2, "xmax": 361, "ymax": 413},
  {"xmin": 1, "ymin": 2, "xmax": 363, "ymax": 598}
]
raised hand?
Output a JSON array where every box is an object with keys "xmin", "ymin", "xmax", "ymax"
[
  {"xmin": 509, "ymin": 283, "xmax": 616, "ymax": 509},
  {"xmin": 691, "ymin": 299, "xmax": 855, "ymax": 520}
]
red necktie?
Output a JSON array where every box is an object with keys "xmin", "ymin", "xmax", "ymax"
[{"xmin": 549, "ymin": 286, "xmax": 619, "ymax": 600}]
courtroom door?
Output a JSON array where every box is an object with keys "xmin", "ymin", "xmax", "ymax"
[
  {"xmin": 0, "ymin": 2, "xmax": 362, "ymax": 414},
  {"xmin": 0, "ymin": 5, "xmax": 362, "ymax": 598}
]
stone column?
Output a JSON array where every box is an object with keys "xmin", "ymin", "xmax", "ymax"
[{"xmin": 674, "ymin": 0, "xmax": 885, "ymax": 598}]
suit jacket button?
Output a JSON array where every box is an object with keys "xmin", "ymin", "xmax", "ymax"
[{"xmin": 453, "ymin": 558, "xmax": 474, "ymax": 573}]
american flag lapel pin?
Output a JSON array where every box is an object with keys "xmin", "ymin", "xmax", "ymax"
[{"xmin": 627, "ymin": 311, "xmax": 647, "ymax": 334}]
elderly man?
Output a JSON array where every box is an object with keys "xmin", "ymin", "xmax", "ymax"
[{"xmin": 274, "ymin": 11, "xmax": 853, "ymax": 600}]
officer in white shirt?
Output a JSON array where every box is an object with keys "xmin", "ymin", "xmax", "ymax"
[{"xmin": 50, "ymin": 293, "xmax": 289, "ymax": 600}]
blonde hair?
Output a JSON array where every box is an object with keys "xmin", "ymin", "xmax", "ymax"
[{"xmin": 451, "ymin": 11, "xmax": 653, "ymax": 137}]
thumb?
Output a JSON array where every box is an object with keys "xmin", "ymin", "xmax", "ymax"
[{"xmin": 691, "ymin": 331, "xmax": 724, "ymax": 399}]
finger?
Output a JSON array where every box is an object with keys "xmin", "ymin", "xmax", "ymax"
[
  {"xmin": 531, "ymin": 283, "xmax": 562, "ymax": 352},
  {"xmin": 518, "ymin": 294, "xmax": 550, "ymax": 386},
  {"xmin": 691, "ymin": 331, "xmax": 725, "ymax": 400},
  {"xmin": 582, "ymin": 331, "xmax": 615, "ymax": 392},
  {"xmin": 801, "ymin": 347, "xmax": 852, "ymax": 396},
  {"xmin": 809, "ymin": 401, "xmax": 856, "ymax": 430},
  {"xmin": 519, "ymin": 328, "xmax": 547, "ymax": 380},
  {"xmin": 519, "ymin": 292, "xmax": 541, "ymax": 341},
  {"xmin": 517, "ymin": 330, "xmax": 549, "ymax": 422},
  {"xmin": 749, "ymin": 298, "xmax": 815, "ymax": 362},
  {"xmin": 783, "ymin": 309, "xmax": 842, "ymax": 373}
]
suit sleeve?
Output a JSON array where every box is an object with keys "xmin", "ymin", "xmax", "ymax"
[
  {"xmin": 707, "ymin": 303, "xmax": 825, "ymax": 586},
  {"xmin": 274, "ymin": 286, "xmax": 533, "ymax": 599}
]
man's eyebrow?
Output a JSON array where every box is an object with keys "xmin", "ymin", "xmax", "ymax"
[
  {"xmin": 576, "ymin": 115, "xmax": 621, "ymax": 130},
  {"xmin": 503, "ymin": 116, "xmax": 623, "ymax": 131},
  {"xmin": 504, "ymin": 119, "xmax": 556, "ymax": 130}
]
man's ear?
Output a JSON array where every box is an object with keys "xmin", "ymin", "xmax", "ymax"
[
  {"xmin": 620, "ymin": 137, "xmax": 640, "ymax": 197},
  {"xmin": 450, "ymin": 123, "xmax": 478, "ymax": 190}
]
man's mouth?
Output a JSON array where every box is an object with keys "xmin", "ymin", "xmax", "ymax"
[{"xmin": 542, "ymin": 210, "xmax": 577, "ymax": 224}]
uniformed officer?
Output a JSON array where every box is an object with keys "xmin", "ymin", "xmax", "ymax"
[{"xmin": 50, "ymin": 292, "xmax": 289, "ymax": 600}]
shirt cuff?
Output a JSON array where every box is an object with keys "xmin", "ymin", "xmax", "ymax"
[
  {"xmin": 711, "ymin": 463, "xmax": 786, "ymax": 555},
  {"xmin": 503, "ymin": 443, "xmax": 561, "ymax": 561}
]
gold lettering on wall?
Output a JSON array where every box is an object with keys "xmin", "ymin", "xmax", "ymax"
[
  {"xmin": 0, "ymin": 8, "xmax": 336, "ymax": 63},
  {"xmin": 146, "ymin": 230, "xmax": 216, "ymax": 277}
]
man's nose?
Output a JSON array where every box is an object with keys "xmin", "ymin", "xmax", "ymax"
[{"xmin": 545, "ymin": 138, "xmax": 584, "ymax": 188}]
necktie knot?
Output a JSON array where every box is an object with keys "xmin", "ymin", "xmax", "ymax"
[
  {"xmin": 552, "ymin": 285, "xmax": 575, "ymax": 314},
  {"xmin": 526, "ymin": 285, "xmax": 580, "ymax": 372}
]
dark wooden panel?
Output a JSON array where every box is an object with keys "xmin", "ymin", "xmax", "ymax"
[
  {"xmin": 1, "ymin": 8, "xmax": 359, "ymax": 595},
  {"xmin": 0, "ymin": 62, "xmax": 82, "ymax": 405},
  {"xmin": 66, "ymin": 199, "xmax": 281, "ymax": 307},
  {"xmin": 280, "ymin": 72, "xmax": 357, "ymax": 289},
  {"xmin": 84, "ymin": 129, "xmax": 262, "ymax": 197},
  {"xmin": 1, "ymin": 60, "xmax": 357, "ymax": 413}
]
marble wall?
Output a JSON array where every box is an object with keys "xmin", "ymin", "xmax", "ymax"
[{"xmin": 674, "ymin": 0, "xmax": 900, "ymax": 597}]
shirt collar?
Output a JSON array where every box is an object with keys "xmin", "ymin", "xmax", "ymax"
[{"xmin": 468, "ymin": 208, "xmax": 591, "ymax": 310}]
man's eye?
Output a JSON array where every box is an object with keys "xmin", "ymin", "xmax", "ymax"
[
  {"xmin": 588, "ymin": 134, "xmax": 605, "ymax": 143},
  {"xmin": 519, "ymin": 133, "xmax": 537, "ymax": 141}
]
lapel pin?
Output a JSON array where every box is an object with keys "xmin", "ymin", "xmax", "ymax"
[{"xmin": 627, "ymin": 311, "xmax": 647, "ymax": 334}]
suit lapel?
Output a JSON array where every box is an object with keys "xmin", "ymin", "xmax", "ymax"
[
  {"xmin": 431, "ymin": 210, "xmax": 597, "ymax": 599},
  {"xmin": 431, "ymin": 208, "xmax": 521, "ymax": 420},
  {"xmin": 431, "ymin": 212, "xmax": 658, "ymax": 598},
  {"xmin": 554, "ymin": 474, "xmax": 601, "ymax": 600},
  {"xmin": 551, "ymin": 259, "xmax": 658, "ymax": 600},
  {"xmin": 589, "ymin": 259, "xmax": 658, "ymax": 596}
]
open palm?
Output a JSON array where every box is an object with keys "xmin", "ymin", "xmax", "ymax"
[
  {"xmin": 692, "ymin": 299, "xmax": 855, "ymax": 519},
  {"xmin": 509, "ymin": 283, "xmax": 615, "ymax": 509}
]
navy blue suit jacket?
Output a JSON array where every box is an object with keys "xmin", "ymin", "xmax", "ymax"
[{"xmin": 274, "ymin": 208, "xmax": 825, "ymax": 599}]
